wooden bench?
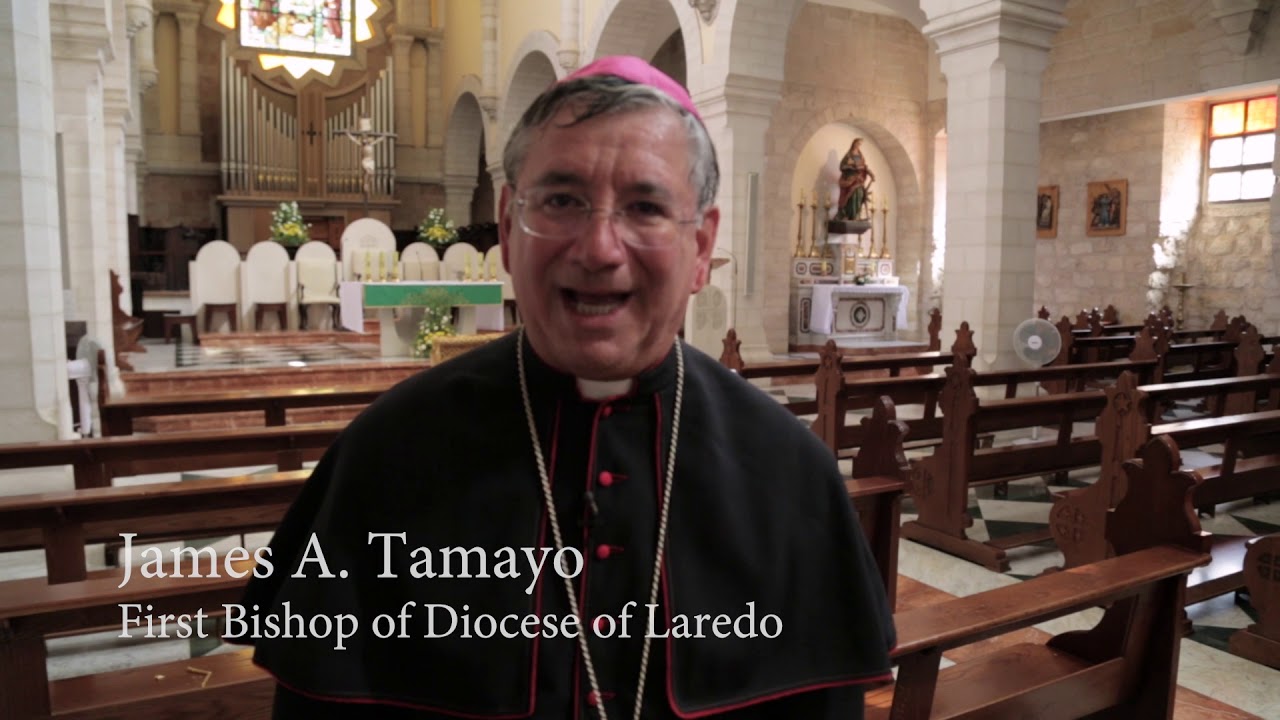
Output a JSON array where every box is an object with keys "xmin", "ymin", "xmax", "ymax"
[
  {"xmin": 1051, "ymin": 366, "xmax": 1280, "ymax": 577},
  {"xmin": 0, "ymin": 422, "xmax": 343, "ymax": 489},
  {"xmin": 866, "ymin": 429, "xmax": 1211, "ymax": 719},
  {"xmin": 1229, "ymin": 533, "xmax": 1280, "ymax": 670},
  {"xmin": 812, "ymin": 338, "xmax": 1157, "ymax": 461},
  {"xmin": 100, "ymin": 383, "xmax": 391, "ymax": 436},
  {"xmin": 866, "ymin": 544, "xmax": 1208, "ymax": 718},
  {"xmin": 843, "ymin": 396, "xmax": 911, "ymax": 611},
  {"xmin": 1071, "ymin": 412, "xmax": 1280, "ymax": 609},
  {"xmin": 902, "ymin": 367, "xmax": 1110, "ymax": 570},
  {"xmin": 0, "ymin": 469, "xmax": 308, "ymax": 583},
  {"xmin": 0, "ymin": 558, "xmax": 273, "ymax": 719}
]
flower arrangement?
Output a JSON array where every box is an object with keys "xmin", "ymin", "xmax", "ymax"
[
  {"xmin": 270, "ymin": 201, "xmax": 310, "ymax": 247},
  {"xmin": 417, "ymin": 208, "xmax": 458, "ymax": 250},
  {"xmin": 853, "ymin": 272, "xmax": 872, "ymax": 286},
  {"xmin": 410, "ymin": 288, "xmax": 458, "ymax": 359}
]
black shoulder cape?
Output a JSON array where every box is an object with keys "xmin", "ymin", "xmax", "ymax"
[{"xmin": 232, "ymin": 332, "xmax": 894, "ymax": 717}]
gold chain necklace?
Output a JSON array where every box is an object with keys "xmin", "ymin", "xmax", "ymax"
[{"xmin": 516, "ymin": 327, "xmax": 684, "ymax": 720}]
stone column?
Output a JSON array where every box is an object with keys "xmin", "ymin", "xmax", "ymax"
[
  {"xmin": 693, "ymin": 76, "xmax": 783, "ymax": 360},
  {"xmin": 425, "ymin": 32, "xmax": 444, "ymax": 149},
  {"xmin": 0, "ymin": 0, "xmax": 73, "ymax": 442},
  {"xmin": 52, "ymin": 0, "xmax": 117, "ymax": 380},
  {"xmin": 478, "ymin": 0, "xmax": 498, "ymax": 118},
  {"xmin": 125, "ymin": 0, "xmax": 154, "ymax": 226},
  {"xmin": 104, "ymin": 0, "xmax": 134, "ymax": 309},
  {"xmin": 558, "ymin": 0, "xmax": 581, "ymax": 72},
  {"xmin": 443, "ymin": 174, "xmax": 477, "ymax": 229},
  {"xmin": 173, "ymin": 8, "xmax": 199, "ymax": 137},
  {"xmin": 921, "ymin": 0, "xmax": 1066, "ymax": 369},
  {"xmin": 390, "ymin": 35, "xmax": 415, "ymax": 146}
]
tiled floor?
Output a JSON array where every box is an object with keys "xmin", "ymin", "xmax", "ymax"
[{"xmin": 4, "ymin": 345, "xmax": 1278, "ymax": 716}]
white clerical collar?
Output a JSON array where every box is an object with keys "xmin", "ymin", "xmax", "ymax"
[{"xmin": 576, "ymin": 376, "xmax": 634, "ymax": 400}]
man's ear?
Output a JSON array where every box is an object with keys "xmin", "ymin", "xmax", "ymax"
[
  {"xmin": 689, "ymin": 206, "xmax": 719, "ymax": 293},
  {"xmin": 498, "ymin": 185, "xmax": 513, "ymax": 271}
]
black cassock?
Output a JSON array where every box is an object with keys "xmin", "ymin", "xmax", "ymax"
[{"xmin": 232, "ymin": 331, "xmax": 894, "ymax": 719}]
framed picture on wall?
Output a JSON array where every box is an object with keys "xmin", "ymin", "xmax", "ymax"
[
  {"xmin": 1036, "ymin": 185, "xmax": 1058, "ymax": 238},
  {"xmin": 1086, "ymin": 179, "xmax": 1127, "ymax": 236}
]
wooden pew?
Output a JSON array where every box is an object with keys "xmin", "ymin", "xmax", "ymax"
[
  {"xmin": 0, "ymin": 469, "xmax": 308, "ymax": 583},
  {"xmin": 812, "ymin": 341, "xmax": 1157, "ymax": 460},
  {"xmin": 101, "ymin": 383, "xmax": 390, "ymax": 436},
  {"xmin": 901, "ymin": 367, "xmax": 1109, "ymax": 570},
  {"xmin": 0, "ymin": 558, "xmax": 272, "ymax": 719},
  {"xmin": 866, "ymin": 544, "xmax": 1208, "ymax": 719},
  {"xmin": 1075, "ymin": 410, "xmax": 1280, "ymax": 610},
  {"xmin": 1051, "ymin": 364, "xmax": 1280, "ymax": 577},
  {"xmin": 1229, "ymin": 534, "xmax": 1280, "ymax": 670},
  {"xmin": 0, "ymin": 422, "xmax": 343, "ymax": 489},
  {"xmin": 866, "ymin": 429, "xmax": 1211, "ymax": 719},
  {"xmin": 843, "ymin": 397, "xmax": 910, "ymax": 611}
]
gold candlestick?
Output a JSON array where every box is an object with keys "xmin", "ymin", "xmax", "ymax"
[
  {"xmin": 794, "ymin": 190, "xmax": 806, "ymax": 257},
  {"xmin": 1171, "ymin": 270, "xmax": 1195, "ymax": 330},
  {"xmin": 364, "ymin": 252, "xmax": 372, "ymax": 281},
  {"xmin": 808, "ymin": 197, "xmax": 820, "ymax": 257},
  {"xmin": 464, "ymin": 255, "xmax": 473, "ymax": 281},
  {"xmin": 390, "ymin": 251, "xmax": 400, "ymax": 281},
  {"xmin": 880, "ymin": 207, "xmax": 891, "ymax": 258},
  {"xmin": 377, "ymin": 251, "xmax": 386, "ymax": 282}
]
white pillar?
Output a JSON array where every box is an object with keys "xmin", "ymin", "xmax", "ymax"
[
  {"xmin": 444, "ymin": 174, "xmax": 477, "ymax": 228},
  {"xmin": 2, "ymin": 0, "xmax": 73, "ymax": 440},
  {"xmin": 124, "ymin": 0, "xmax": 153, "ymax": 226},
  {"xmin": 922, "ymin": 0, "xmax": 1066, "ymax": 369},
  {"xmin": 391, "ymin": 35, "xmax": 415, "ymax": 146},
  {"xmin": 558, "ymin": 0, "xmax": 581, "ymax": 72},
  {"xmin": 425, "ymin": 32, "xmax": 444, "ymax": 149},
  {"xmin": 694, "ymin": 76, "xmax": 783, "ymax": 360},
  {"xmin": 478, "ymin": 0, "xmax": 498, "ymax": 118},
  {"xmin": 173, "ymin": 9, "xmax": 198, "ymax": 137},
  {"xmin": 104, "ymin": 0, "xmax": 133, "ymax": 310},
  {"xmin": 52, "ymin": 0, "xmax": 116, "ymax": 376}
]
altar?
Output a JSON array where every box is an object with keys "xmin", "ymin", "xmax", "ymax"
[
  {"xmin": 340, "ymin": 281, "xmax": 504, "ymax": 357},
  {"xmin": 790, "ymin": 283, "xmax": 909, "ymax": 349}
]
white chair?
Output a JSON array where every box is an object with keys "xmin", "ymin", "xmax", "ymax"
[
  {"xmin": 339, "ymin": 218, "xmax": 397, "ymax": 281},
  {"xmin": 441, "ymin": 242, "xmax": 481, "ymax": 282},
  {"xmin": 485, "ymin": 245, "xmax": 517, "ymax": 327},
  {"xmin": 189, "ymin": 240, "xmax": 241, "ymax": 334},
  {"xmin": 401, "ymin": 242, "xmax": 440, "ymax": 281},
  {"xmin": 295, "ymin": 241, "xmax": 341, "ymax": 330},
  {"xmin": 242, "ymin": 241, "xmax": 293, "ymax": 331}
]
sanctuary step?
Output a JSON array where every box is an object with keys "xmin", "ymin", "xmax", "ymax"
[{"xmin": 198, "ymin": 324, "xmax": 380, "ymax": 349}]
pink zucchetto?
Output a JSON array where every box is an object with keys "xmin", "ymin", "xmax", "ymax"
[{"xmin": 562, "ymin": 55, "xmax": 702, "ymax": 122}]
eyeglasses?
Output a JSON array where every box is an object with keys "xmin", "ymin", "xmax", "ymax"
[{"xmin": 514, "ymin": 187, "xmax": 700, "ymax": 249}]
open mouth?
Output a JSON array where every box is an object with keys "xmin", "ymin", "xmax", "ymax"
[{"xmin": 563, "ymin": 289, "xmax": 631, "ymax": 316}]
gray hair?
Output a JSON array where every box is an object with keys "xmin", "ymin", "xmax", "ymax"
[{"xmin": 502, "ymin": 75, "xmax": 720, "ymax": 212}]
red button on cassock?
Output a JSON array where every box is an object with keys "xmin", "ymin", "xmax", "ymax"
[
  {"xmin": 598, "ymin": 471, "xmax": 614, "ymax": 487},
  {"xmin": 602, "ymin": 405, "xmax": 613, "ymax": 418},
  {"xmin": 596, "ymin": 544, "xmax": 613, "ymax": 560}
]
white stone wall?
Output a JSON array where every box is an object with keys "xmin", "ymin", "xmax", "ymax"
[
  {"xmin": 1036, "ymin": 106, "xmax": 1165, "ymax": 324},
  {"xmin": 761, "ymin": 5, "xmax": 930, "ymax": 350},
  {"xmin": 1043, "ymin": 0, "xmax": 1280, "ymax": 119},
  {"xmin": 1185, "ymin": 202, "xmax": 1277, "ymax": 332}
]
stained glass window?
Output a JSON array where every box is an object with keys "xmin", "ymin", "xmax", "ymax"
[
  {"xmin": 1207, "ymin": 95, "xmax": 1276, "ymax": 202},
  {"xmin": 238, "ymin": 0, "xmax": 353, "ymax": 58}
]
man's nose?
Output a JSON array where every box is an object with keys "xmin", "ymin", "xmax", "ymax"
[{"xmin": 571, "ymin": 209, "xmax": 628, "ymax": 267}]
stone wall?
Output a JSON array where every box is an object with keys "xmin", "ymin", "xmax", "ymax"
[
  {"xmin": 392, "ymin": 182, "xmax": 447, "ymax": 232},
  {"xmin": 762, "ymin": 5, "xmax": 931, "ymax": 348},
  {"xmin": 1043, "ymin": 0, "xmax": 1280, "ymax": 119},
  {"xmin": 1036, "ymin": 106, "xmax": 1165, "ymax": 324},
  {"xmin": 1185, "ymin": 202, "xmax": 1277, "ymax": 332},
  {"xmin": 142, "ymin": 173, "xmax": 222, "ymax": 230}
]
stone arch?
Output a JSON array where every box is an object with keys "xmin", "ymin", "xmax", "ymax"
[
  {"xmin": 716, "ymin": 0, "xmax": 803, "ymax": 81},
  {"xmin": 443, "ymin": 77, "xmax": 487, "ymax": 225},
  {"xmin": 497, "ymin": 48, "xmax": 559, "ymax": 157},
  {"xmin": 765, "ymin": 113, "xmax": 926, "ymax": 347},
  {"xmin": 586, "ymin": 0, "xmax": 692, "ymax": 71}
]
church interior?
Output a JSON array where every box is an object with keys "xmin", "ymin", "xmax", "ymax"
[{"xmin": 3, "ymin": 0, "xmax": 1280, "ymax": 716}]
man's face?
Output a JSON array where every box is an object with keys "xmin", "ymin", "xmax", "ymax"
[{"xmin": 499, "ymin": 105, "xmax": 718, "ymax": 380}]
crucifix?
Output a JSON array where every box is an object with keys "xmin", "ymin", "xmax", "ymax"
[{"xmin": 334, "ymin": 117, "xmax": 396, "ymax": 216}]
